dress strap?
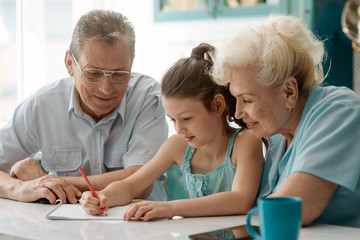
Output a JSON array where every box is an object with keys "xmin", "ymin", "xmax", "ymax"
[
  {"xmin": 225, "ymin": 128, "xmax": 242, "ymax": 163},
  {"xmin": 181, "ymin": 144, "xmax": 195, "ymax": 169}
]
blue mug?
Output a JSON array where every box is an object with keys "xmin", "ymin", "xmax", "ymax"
[{"xmin": 246, "ymin": 197, "xmax": 302, "ymax": 240}]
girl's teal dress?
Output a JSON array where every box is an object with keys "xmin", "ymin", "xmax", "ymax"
[{"xmin": 180, "ymin": 128, "xmax": 241, "ymax": 198}]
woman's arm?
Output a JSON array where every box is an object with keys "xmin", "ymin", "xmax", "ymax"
[{"xmin": 269, "ymin": 172, "xmax": 338, "ymax": 226}]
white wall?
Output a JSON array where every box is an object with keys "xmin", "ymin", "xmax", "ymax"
[
  {"xmin": 96, "ymin": 0, "xmax": 267, "ymax": 136},
  {"xmin": 0, "ymin": 0, "xmax": 270, "ymax": 129},
  {"xmin": 121, "ymin": 1, "xmax": 266, "ymax": 81}
]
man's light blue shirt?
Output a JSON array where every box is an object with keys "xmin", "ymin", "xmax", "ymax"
[
  {"xmin": 258, "ymin": 85, "xmax": 360, "ymax": 227},
  {"xmin": 0, "ymin": 73, "xmax": 168, "ymax": 200}
]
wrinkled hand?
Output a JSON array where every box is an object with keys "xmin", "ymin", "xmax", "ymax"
[
  {"xmin": 19, "ymin": 174, "xmax": 82, "ymax": 204},
  {"xmin": 123, "ymin": 201, "xmax": 173, "ymax": 221},
  {"xmin": 10, "ymin": 157, "xmax": 46, "ymax": 181},
  {"xmin": 80, "ymin": 191, "xmax": 108, "ymax": 215}
]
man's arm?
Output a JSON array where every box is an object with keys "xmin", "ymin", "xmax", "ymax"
[
  {"xmin": 269, "ymin": 172, "xmax": 338, "ymax": 226},
  {"xmin": 63, "ymin": 165, "xmax": 153, "ymax": 199},
  {"xmin": 0, "ymin": 170, "xmax": 82, "ymax": 204},
  {"xmin": 11, "ymin": 159, "xmax": 152, "ymax": 199},
  {"xmin": 10, "ymin": 157, "xmax": 47, "ymax": 180}
]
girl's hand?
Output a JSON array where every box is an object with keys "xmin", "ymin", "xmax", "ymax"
[
  {"xmin": 80, "ymin": 191, "xmax": 108, "ymax": 215},
  {"xmin": 123, "ymin": 201, "xmax": 173, "ymax": 221}
]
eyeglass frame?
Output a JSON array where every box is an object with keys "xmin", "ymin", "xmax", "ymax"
[{"xmin": 71, "ymin": 53, "xmax": 132, "ymax": 85}]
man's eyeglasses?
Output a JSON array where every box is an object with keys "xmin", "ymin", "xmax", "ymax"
[{"xmin": 71, "ymin": 53, "xmax": 131, "ymax": 85}]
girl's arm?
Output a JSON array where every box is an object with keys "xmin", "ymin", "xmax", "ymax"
[
  {"xmin": 80, "ymin": 135, "xmax": 187, "ymax": 215},
  {"xmin": 123, "ymin": 129, "xmax": 264, "ymax": 220}
]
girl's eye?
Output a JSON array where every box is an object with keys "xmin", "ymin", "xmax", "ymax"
[{"xmin": 182, "ymin": 117, "xmax": 192, "ymax": 121}]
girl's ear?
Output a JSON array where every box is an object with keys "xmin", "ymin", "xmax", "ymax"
[
  {"xmin": 282, "ymin": 77, "xmax": 298, "ymax": 110},
  {"xmin": 213, "ymin": 94, "xmax": 226, "ymax": 116},
  {"xmin": 64, "ymin": 50, "xmax": 74, "ymax": 76}
]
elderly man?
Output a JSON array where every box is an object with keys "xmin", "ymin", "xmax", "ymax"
[{"xmin": 0, "ymin": 9, "xmax": 168, "ymax": 204}]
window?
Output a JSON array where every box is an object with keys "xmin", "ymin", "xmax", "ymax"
[
  {"xmin": 0, "ymin": 0, "xmax": 17, "ymax": 123},
  {"xmin": 154, "ymin": 0, "xmax": 286, "ymax": 22},
  {"xmin": 0, "ymin": 0, "xmax": 87, "ymax": 126}
]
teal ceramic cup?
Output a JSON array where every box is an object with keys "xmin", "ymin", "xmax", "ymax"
[{"xmin": 246, "ymin": 197, "xmax": 302, "ymax": 240}]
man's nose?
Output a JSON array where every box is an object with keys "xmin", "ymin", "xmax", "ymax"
[{"xmin": 98, "ymin": 74, "xmax": 113, "ymax": 93}]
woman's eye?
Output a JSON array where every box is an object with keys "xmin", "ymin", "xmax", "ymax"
[
  {"xmin": 243, "ymin": 99, "xmax": 252, "ymax": 103},
  {"xmin": 182, "ymin": 117, "xmax": 191, "ymax": 121}
]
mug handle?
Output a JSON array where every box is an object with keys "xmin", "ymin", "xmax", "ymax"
[{"xmin": 246, "ymin": 207, "xmax": 261, "ymax": 240}]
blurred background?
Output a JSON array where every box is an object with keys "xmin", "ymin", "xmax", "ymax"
[
  {"xmin": 0, "ymin": 0, "xmax": 352, "ymax": 127},
  {"xmin": 0, "ymin": 0, "xmax": 353, "ymax": 200}
]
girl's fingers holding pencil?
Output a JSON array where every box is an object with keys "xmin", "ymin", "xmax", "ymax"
[
  {"xmin": 81, "ymin": 191, "xmax": 100, "ymax": 204},
  {"xmin": 96, "ymin": 192, "xmax": 108, "ymax": 208},
  {"xmin": 80, "ymin": 191, "xmax": 103, "ymax": 215}
]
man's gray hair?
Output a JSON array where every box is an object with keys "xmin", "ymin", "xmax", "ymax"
[{"xmin": 69, "ymin": 9, "xmax": 135, "ymax": 62}]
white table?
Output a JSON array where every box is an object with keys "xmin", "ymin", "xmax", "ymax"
[{"xmin": 0, "ymin": 198, "xmax": 359, "ymax": 240}]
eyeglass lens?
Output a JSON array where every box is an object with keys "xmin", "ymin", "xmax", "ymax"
[{"xmin": 83, "ymin": 69, "xmax": 130, "ymax": 84}]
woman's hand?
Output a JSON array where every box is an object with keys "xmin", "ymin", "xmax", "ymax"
[
  {"xmin": 123, "ymin": 201, "xmax": 174, "ymax": 221},
  {"xmin": 80, "ymin": 191, "xmax": 108, "ymax": 215}
]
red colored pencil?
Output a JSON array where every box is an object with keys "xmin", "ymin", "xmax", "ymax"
[{"xmin": 78, "ymin": 166, "xmax": 107, "ymax": 215}]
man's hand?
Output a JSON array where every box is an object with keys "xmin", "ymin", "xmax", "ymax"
[
  {"xmin": 17, "ymin": 174, "xmax": 82, "ymax": 204},
  {"xmin": 10, "ymin": 157, "xmax": 46, "ymax": 181}
]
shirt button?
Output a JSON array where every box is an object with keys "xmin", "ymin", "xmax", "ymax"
[
  {"xmin": 95, "ymin": 163, "xmax": 99, "ymax": 169},
  {"xmin": 94, "ymin": 126, "xmax": 98, "ymax": 131},
  {"xmin": 59, "ymin": 161, "xmax": 64, "ymax": 167}
]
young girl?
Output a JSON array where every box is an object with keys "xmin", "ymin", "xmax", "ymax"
[{"xmin": 80, "ymin": 43, "xmax": 264, "ymax": 221}]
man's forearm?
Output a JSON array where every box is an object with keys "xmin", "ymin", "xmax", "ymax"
[
  {"xmin": 63, "ymin": 165, "xmax": 142, "ymax": 192},
  {"xmin": 0, "ymin": 171, "xmax": 23, "ymax": 201}
]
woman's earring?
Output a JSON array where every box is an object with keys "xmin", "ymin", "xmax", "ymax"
[{"xmin": 289, "ymin": 108, "xmax": 294, "ymax": 114}]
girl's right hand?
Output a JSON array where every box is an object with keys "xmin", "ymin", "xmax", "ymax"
[{"xmin": 80, "ymin": 191, "xmax": 108, "ymax": 215}]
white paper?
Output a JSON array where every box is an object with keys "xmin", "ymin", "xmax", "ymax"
[{"xmin": 46, "ymin": 201, "xmax": 129, "ymax": 220}]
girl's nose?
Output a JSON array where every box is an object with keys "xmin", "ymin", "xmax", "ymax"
[{"xmin": 174, "ymin": 122, "xmax": 185, "ymax": 134}]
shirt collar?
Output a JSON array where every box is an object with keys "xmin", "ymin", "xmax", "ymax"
[
  {"xmin": 293, "ymin": 85, "xmax": 325, "ymax": 137},
  {"xmin": 68, "ymin": 85, "xmax": 78, "ymax": 119}
]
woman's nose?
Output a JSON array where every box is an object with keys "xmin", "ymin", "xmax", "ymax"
[{"xmin": 234, "ymin": 101, "xmax": 245, "ymax": 119}]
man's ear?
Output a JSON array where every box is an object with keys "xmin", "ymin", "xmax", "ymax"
[
  {"xmin": 213, "ymin": 94, "xmax": 226, "ymax": 116},
  {"xmin": 64, "ymin": 50, "xmax": 74, "ymax": 76},
  {"xmin": 282, "ymin": 77, "xmax": 299, "ymax": 110}
]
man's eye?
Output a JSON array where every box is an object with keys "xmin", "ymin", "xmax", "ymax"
[{"xmin": 85, "ymin": 70, "xmax": 103, "ymax": 79}]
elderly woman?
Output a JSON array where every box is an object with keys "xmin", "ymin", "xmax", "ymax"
[{"xmin": 212, "ymin": 15, "xmax": 360, "ymax": 228}]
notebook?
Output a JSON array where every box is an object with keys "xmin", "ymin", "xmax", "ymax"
[{"xmin": 46, "ymin": 200, "xmax": 129, "ymax": 220}]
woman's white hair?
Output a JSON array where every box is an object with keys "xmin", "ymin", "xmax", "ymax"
[{"xmin": 211, "ymin": 15, "xmax": 325, "ymax": 94}]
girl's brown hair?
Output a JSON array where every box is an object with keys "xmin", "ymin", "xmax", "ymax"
[{"xmin": 161, "ymin": 43, "xmax": 246, "ymax": 129}]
